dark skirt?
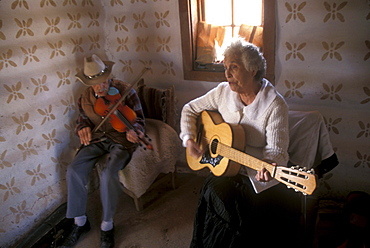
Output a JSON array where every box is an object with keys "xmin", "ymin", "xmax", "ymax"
[{"xmin": 190, "ymin": 173, "xmax": 301, "ymax": 248}]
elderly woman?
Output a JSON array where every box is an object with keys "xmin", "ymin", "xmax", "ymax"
[{"xmin": 180, "ymin": 40, "xmax": 300, "ymax": 247}]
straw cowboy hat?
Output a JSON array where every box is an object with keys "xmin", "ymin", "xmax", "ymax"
[{"xmin": 75, "ymin": 54, "xmax": 115, "ymax": 86}]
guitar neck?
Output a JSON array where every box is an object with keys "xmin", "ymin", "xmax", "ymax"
[{"xmin": 216, "ymin": 142, "xmax": 276, "ymax": 176}]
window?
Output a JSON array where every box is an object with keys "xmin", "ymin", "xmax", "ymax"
[{"xmin": 179, "ymin": 0, "xmax": 276, "ymax": 83}]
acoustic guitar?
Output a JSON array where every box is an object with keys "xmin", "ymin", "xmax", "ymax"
[{"xmin": 186, "ymin": 110, "xmax": 317, "ymax": 195}]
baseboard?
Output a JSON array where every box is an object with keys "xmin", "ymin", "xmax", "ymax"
[{"xmin": 16, "ymin": 203, "xmax": 73, "ymax": 248}]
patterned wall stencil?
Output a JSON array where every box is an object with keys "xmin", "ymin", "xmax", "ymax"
[{"xmin": 276, "ymin": 1, "xmax": 370, "ymax": 199}]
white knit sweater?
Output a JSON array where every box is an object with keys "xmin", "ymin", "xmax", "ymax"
[{"xmin": 180, "ymin": 79, "xmax": 289, "ymax": 193}]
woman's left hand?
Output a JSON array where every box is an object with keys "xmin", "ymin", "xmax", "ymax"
[{"xmin": 255, "ymin": 164, "xmax": 276, "ymax": 182}]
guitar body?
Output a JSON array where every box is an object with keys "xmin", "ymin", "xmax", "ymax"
[{"xmin": 186, "ymin": 110, "xmax": 246, "ymax": 177}]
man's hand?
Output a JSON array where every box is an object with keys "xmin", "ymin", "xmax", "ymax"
[
  {"xmin": 186, "ymin": 139, "xmax": 203, "ymax": 158},
  {"xmin": 126, "ymin": 129, "xmax": 144, "ymax": 144},
  {"xmin": 78, "ymin": 127, "xmax": 92, "ymax": 146}
]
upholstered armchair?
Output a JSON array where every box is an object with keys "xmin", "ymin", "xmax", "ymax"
[
  {"xmin": 287, "ymin": 110, "xmax": 339, "ymax": 243},
  {"xmin": 96, "ymin": 79, "xmax": 181, "ymax": 211}
]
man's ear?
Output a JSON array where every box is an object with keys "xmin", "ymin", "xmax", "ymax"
[{"xmin": 251, "ymin": 70, "xmax": 257, "ymax": 77}]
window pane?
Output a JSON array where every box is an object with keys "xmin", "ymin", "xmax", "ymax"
[
  {"xmin": 204, "ymin": 0, "xmax": 262, "ymax": 26},
  {"xmin": 202, "ymin": 0, "xmax": 263, "ymax": 62},
  {"xmin": 234, "ymin": 0, "xmax": 262, "ymax": 26},
  {"xmin": 204, "ymin": 0, "xmax": 231, "ymax": 26}
]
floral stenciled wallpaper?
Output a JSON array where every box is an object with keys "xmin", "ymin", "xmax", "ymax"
[
  {"xmin": 0, "ymin": 0, "xmax": 369, "ymax": 247},
  {"xmin": 0, "ymin": 0, "xmax": 181, "ymax": 246},
  {"xmin": 274, "ymin": 1, "xmax": 370, "ymax": 198}
]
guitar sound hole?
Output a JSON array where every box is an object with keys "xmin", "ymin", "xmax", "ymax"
[
  {"xmin": 199, "ymin": 138, "xmax": 223, "ymax": 168},
  {"xmin": 210, "ymin": 139, "xmax": 218, "ymax": 155}
]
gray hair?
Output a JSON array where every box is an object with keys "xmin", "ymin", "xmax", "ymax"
[{"xmin": 223, "ymin": 39, "xmax": 266, "ymax": 82}]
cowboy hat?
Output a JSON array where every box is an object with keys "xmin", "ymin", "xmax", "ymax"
[{"xmin": 75, "ymin": 54, "xmax": 115, "ymax": 86}]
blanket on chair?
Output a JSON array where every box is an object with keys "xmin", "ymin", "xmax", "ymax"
[{"xmin": 118, "ymin": 118, "xmax": 181, "ymax": 198}]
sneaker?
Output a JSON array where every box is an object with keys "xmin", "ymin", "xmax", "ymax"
[
  {"xmin": 100, "ymin": 226, "xmax": 115, "ymax": 248},
  {"xmin": 59, "ymin": 219, "xmax": 91, "ymax": 247}
]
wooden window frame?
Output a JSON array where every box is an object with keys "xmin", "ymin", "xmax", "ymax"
[{"xmin": 179, "ymin": 0, "xmax": 276, "ymax": 83}]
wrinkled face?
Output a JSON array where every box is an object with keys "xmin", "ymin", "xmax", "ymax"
[
  {"xmin": 223, "ymin": 54, "xmax": 255, "ymax": 94},
  {"xmin": 92, "ymin": 78, "xmax": 110, "ymax": 97}
]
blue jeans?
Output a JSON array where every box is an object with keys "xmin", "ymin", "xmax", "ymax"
[{"xmin": 66, "ymin": 138, "xmax": 132, "ymax": 221}]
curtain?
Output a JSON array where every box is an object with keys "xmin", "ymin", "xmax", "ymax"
[
  {"xmin": 238, "ymin": 24, "xmax": 263, "ymax": 49},
  {"xmin": 195, "ymin": 21, "xmax": 225, "ymax": 64}
]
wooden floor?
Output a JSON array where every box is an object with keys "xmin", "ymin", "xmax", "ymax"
[
  {"xmin": 19, "ymin": 171, "xmax": 353, "ymax": 248},
  {"xmin": 76, "ymin": 173, "xmax": 204, "ymax": 248}
]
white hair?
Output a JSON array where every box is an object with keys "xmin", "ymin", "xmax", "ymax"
[{"xmin": 223, "ymin": 39, "xmax": 266, "ymax": 82}]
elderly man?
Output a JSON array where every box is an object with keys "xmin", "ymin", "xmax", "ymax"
[{"xmin": 60, "ymin": 54, "xmax": 145, "ymax": 248}]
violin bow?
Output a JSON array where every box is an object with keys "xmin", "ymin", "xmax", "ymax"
[{"xmin": 91, "ymin": 67, "xmax": 150, "ymax": 133}]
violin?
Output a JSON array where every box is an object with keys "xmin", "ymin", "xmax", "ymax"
[{"xmin": 94, "ymin": 86, "xmax": 153, "ymax": 150}]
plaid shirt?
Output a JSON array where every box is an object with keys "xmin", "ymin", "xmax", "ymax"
[{"xmin": 75, "ymin": 79, "xmax": 145, "ymax": 147}]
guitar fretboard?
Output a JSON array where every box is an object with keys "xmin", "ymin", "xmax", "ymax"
[{"xmin": 213, "ymin": 140, "xmax": 276, "ymax": 176}]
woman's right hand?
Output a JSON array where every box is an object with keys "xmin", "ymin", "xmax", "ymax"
[
  {"xmin": 186, "ymin": 139, "xmax": 203, "ymax": 158},
  {"xmin": 78, "ymin": 127, "xmax": 92, "ymax": 146}
]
